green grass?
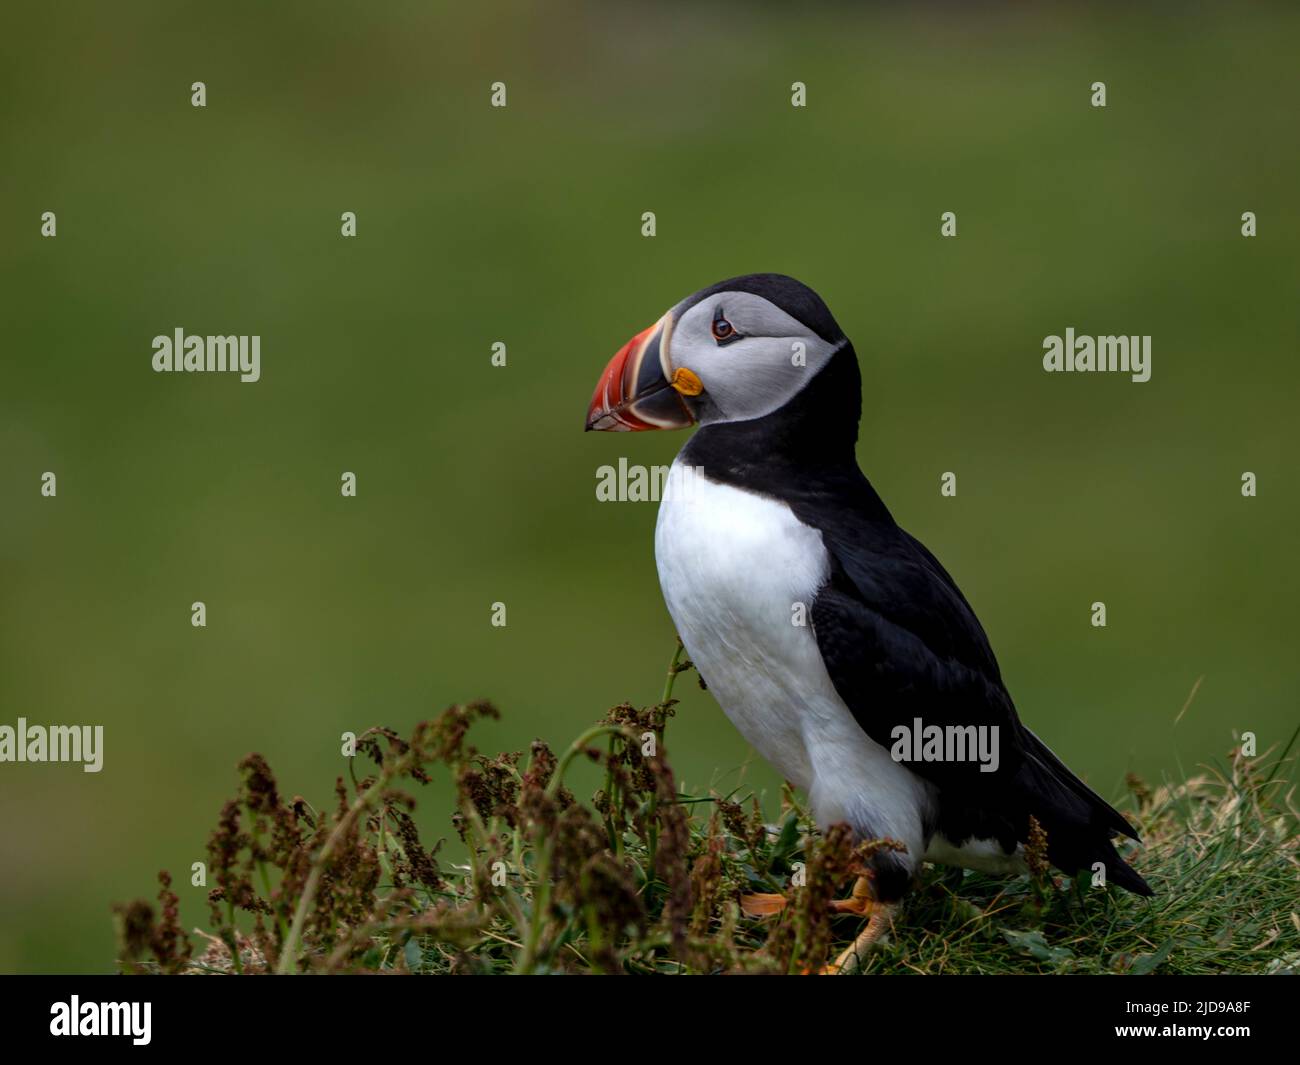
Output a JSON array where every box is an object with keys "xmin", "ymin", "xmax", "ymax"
[{"xmin": 113, "ymin": 649, "xmax": 1300, "ymax": 976}]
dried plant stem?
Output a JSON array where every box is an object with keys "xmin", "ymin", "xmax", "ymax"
[
  {"xmin": 276, "ymin": 773, "xmax": 391, "ymax": 974},
  {"xmin": 249, "ymin": 815, "xmax": 287, "ymax": 946},
  {"xmin": 514, "ymin": 723, "xmax": 631, "ymax": 974},
  {"xmin": 646, "ymin": 639, "xmax": 687, "ymax": 874}
]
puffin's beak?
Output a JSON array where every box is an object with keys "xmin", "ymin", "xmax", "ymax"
[{"xmin": 585, "ymin": 312, "xmax": 698, "ymax": 431}]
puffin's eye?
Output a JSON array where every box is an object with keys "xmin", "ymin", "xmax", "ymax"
[{"xmin": 711, "ymin": 309, "xmax": 738, "ymax": 343}]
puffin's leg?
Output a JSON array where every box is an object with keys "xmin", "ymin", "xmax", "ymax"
[{"xmin": 822, "ymin": 905, "xmax": 896, "ymax": 975}]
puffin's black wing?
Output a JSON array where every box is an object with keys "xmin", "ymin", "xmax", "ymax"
[{"xmin": 809, "ymin": 513, "xmax": 1152, "ymax": 895}]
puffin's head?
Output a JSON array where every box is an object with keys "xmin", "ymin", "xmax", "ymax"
[{"xmin": 584, "ymin": 273, "xmax": 846, "ymax": 432}]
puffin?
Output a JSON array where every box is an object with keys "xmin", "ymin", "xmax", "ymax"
[{"xmin": 584, "ymin": 273, "xmax": 1151, "ymax": 972}]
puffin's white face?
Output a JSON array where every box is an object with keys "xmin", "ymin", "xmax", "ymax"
[
  {"xmin": 664, "ymin": 291, "xmax": 841, "ymax": 426},
  {"xmin": 585, "ymin": 278, "xmax": 844, "ymax": 432}
]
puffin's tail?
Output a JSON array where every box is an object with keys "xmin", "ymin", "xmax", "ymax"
[{"xmin": 1014, "ymin": 725, "xmax": 1154, "ymax": 897}]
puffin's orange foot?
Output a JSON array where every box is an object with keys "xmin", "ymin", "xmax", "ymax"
[{"xmin": 739, "ymin": 892, "xmax": 790, "ymax": 918}]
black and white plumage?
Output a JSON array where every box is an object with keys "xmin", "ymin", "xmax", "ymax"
[{"xmin": 586, "ymin": 273, "xmax": 1151, "ymax": 909}]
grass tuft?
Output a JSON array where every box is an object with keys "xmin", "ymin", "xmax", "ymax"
[{"xmin": 112, "ymin": 658, "xmax": 1300, "ymax": 975}]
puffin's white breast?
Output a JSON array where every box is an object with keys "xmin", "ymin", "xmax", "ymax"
[{"xmin": 653, "ymin": 458, "xmax": 931, "ymax": 858}]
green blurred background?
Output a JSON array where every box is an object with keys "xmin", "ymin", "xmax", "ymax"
[{"xmin": 1, "ymin": 1, "xmax": 1297, "ymax": 972}]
